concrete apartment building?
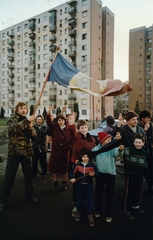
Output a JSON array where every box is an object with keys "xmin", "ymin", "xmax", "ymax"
[
  {"xmin": 0, "ymin": 0, "xmax": 114, "ymax": 121},
  {"xmin": 128, "ymin": 25, "xmax": 153, "ymax": 112}
]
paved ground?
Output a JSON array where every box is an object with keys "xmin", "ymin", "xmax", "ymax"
[{"xmin": 0, "ymin": 134, "xmax": 153, "ymax": 240}]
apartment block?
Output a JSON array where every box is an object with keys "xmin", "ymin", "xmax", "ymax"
[
  {"xmin": 0, "ymin": 0, "xmax": 114, "ymax": 120},
  {"xmin": 128, "ymin": 25, "xmax": 153, "ymax": 112}
]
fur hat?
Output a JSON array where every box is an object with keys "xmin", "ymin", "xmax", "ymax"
[
  {"xmin": 124, "ymin": 111, "xmax": 138, "ymax": 121},
  {"xmin": 98, "ymin": 132, "xmax": 111, "ymax": 143}
]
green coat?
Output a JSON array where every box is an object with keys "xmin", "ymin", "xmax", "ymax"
[{"xmin": 7, "ymin": 114, "xmax": 37, "ymax": 159}]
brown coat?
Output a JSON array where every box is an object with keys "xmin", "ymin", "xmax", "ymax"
[{"xmin": 47, "ymin": 115, "xmax": 75, "ymax": 174}]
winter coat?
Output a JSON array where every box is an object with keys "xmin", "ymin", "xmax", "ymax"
[
  {"xmin": 46, "ymin": 114, "xmax": 76, "ymax": 174},
  {"xmin": 32, "ymin": 124, "xmax": 51, "ymax": 152},
  {"xmin": 7, "ymin": 114, "xmax": 36, "ymax": 159},
  {"xmin": 71, "ymin": 132, "xmax": 96, "ymax": 163}
]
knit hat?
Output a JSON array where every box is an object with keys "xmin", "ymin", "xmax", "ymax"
[
  {"xmin": 98, "ymin": 132, "xmax": 111, "ymax": 143},
  {"xmin": 124, "ymin": 111, "xmax": 138, "ymax": 121},
  {"xmin": 79, "ymin": 148, "xmax": 91, "ymax": 162}
]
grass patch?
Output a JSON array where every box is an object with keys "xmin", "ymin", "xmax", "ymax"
[{"xmin": 0, "ymin": 118, "xmax": 7, "ymax": 126}]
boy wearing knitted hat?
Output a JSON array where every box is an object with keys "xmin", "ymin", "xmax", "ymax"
[{"xmin": 92, "ymin": 132, "xmax": 124, "ymax": 223}]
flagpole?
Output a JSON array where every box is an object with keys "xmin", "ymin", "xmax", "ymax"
[{"xmin": 32, "ymin": 46, "xmax": 60, "ymax": 115}]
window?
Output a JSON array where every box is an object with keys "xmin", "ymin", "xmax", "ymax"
[
  {"xmin": 43, "ymin": 44, "xmax": 47, "ymax": 50},
  {"xmin": 17, "ymin": 85, "xmax": 21, "ymax": 90},
  {"xmin": 17, "ymin": 93, "xmax": 21, "ymax": 98},
  {"xmin": 43, "ymin": 35, "xmax": 47, "ymax": 41},
  {"xmin": 65, "ymin": 18, "xmax": 67, "ymax": 24},
  {"xmin": 43, "ymin": 101, "xmax": 47, "ymax": 106},
  {"xmin": 25, "ymin": 50, "xmax": 28, "ymax": 55},
  {"xmin": 43, "ymin": 91, "xmax": 47, "ymax": 96},
  {"xmin": 17, "ymin": 43, "xmax": 21, "ymax": 49},
  {"xmin": 2, "ymin": 32, "xmax": 5, "ymax": 37},
  {"xmin": 82, "ymin": 110, "xmax": 87, "ymax": 115},
  {"xmin": 17, "ymin": 26, "xmax": 21, "ymax": 32},
  {"xmin": 24, "ymin": 32, "xmax": 28, "ymax": 38},
  {"xmin": 38, "ymin": 28, "xmax": 40, "ymax": 33},
  {"xmin": 65, "ymin": 39, "xmax": 67, "ymax": 45},
  {"xmin": 82, "ymin": 22, "xmax": 87, "ymax": 28},
  {"xmin": 2, "ymin": 40, "xmax": 5, "ymax": 45},
  {"xmin": 82, "ymin": 66, "xmax": 87, "ymax": 72},
  {"xmin": 17, "ymin": 52, "xmax": 21, "ymax": 57},
  {"xmin": 60, "ymin": 20, "xmax": 62, "ymax": 27},
  {"xmin": 60, "ymin": 9, "xmax": 62, "ymax": 15},
  {"xmin": 65, "ymin": 28, "xmax": 67, "ymax": 34},
  {"xmin": 43, "ymin": 54, "xmax": 47, "ymax": 59},
  {"xmin": 25, "ymin": 93, "xmax": 28, "ymax": 97},
  {"xmin": 82, "ymin": 11, "xmax": 87, "ymax": 17},
  {"xmin": 24, "ymin": 75, "xmax": 28, "ymax": 81},
  {"xmin": 24, "ymin": 24, "xmax": 28, "ymax": 29},
  {"xmin": 147, "ymin": 47, "xmax": 152, "ymax": 51},
  {"xmin": 82, "ymin": 33, "xmax": 87, "ymax": 40},
  {"xmin": 38, "ymin": 18, "xmax": 40, "ymax": 24},
  {"xmin": 24, "ymin": 41, "xmax": 28, "ymax": 46},
  {"xmin": 82, "ymin": 44, "xmax": 87, "ymax": 50},
  {"xmin": 2, "ymin": 48, "xmax": 5, "ymax": 53},
  {"xmin": 65, "ymin": 49, "xmax": 67, "ymax": 54},
  {"xmin": 17, "ymin": 35, "xmax": 21, "ymax": 40},
  {"xmin": 17, "ymin": 68, "xmax": 21, "ymax": 73},
  {"xmin": 60, "ymin": 40, "xmax": 62, "ymax": 46},
  {"xmin": 43, "ymin": 16, "xmax": 47, "ymax": 21},
  {"xmin": 65, "ymin": 7, "xmax": 67, "ymax": 13},
  {"xmin": 82, "ymin": 55, "xmax": 87, "ymax": 61},
  {"xmin": 24, "ymin": 68, "xmax": 28, "ymax": 72},
  {"xmin": 64, "ymin": 89, "xmax": 67, "ymax": 95},
  {"xmin": 24, "ymin": 58, "xmax": 28, "ymax": 64},
  {"xmin": 38, "ymin": 64, "xmax": 40, "ymax": 69},
  {"xmin": 38, "ymin": 46, "xmax": 40, "ymax": 51},
  {"xmin": 17, "ymin": 60, "xmax": 21, "ymax": 65},
  {"xmin": 82, "ymin": 0, "xmax": 87, "ymax": 6},
  {"xmin": 43, "ymin": 25, "xmax": 47, "ymax": 31},
  {"xmin": 59, "ymin": 90, "xmax": 62, "ymax": 95},
  {"xmin": 82, "ymin": 77, "xmax": 87, "ymax": 83},
  {"xmin": 38, "ymin": 55, "xmax": 40, "ymax": 60},
  {"xmin": 60, "ymin": 30, "xmax": 62, "ymax": 36}
]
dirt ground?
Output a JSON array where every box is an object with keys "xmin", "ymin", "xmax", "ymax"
[{"xmin": 0, "ymin": 140, "xmax": 153, "ymax": 240}]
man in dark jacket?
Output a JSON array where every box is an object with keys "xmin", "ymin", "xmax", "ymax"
[
  {"xmin": 0, "ymin": 102, "xmax": 38, "ymax": 214},
  {"xmin": 138, "ymin": 110, "xmax": 153, "ymax": 194},
  {"xmin": 32, "ymin": 115, "xmax": 51, "ymax": 181}
]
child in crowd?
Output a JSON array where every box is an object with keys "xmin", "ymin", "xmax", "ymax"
[
  {"xmin": 70, "ymin": 119, "xmax": 96, "ymax": 217},
  {"xmin": 70, "ymin": 148, "xmax": 98, "ymax": 227},
  {"xmin": 92, "ymin": 132, "xmax": 124, "ymax": 223},
  {"xmin": 124, "ymin": 134, "xmax": 148, "ymax": 220}
]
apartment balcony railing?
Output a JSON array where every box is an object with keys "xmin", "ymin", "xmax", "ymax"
[
  {"xmin": 68, "ymin": 103, "xmax": 74, "ymax": 109},
  {"xmin": 68, "ymin": 50, "xmax": 76, "ymax": 57},
  {"xmin": 7, "ymin": 55, "xmax": 14, "ymax": 62},
  {"xmin": 68, "ymin": 93, "xmax": 76, "ymax": 101},
  {"xmin": 49, "ymin": 35, "xmax": 56, "ymax": 43},
  {"xmin": 29, "ymin": 96, "xmax": 36, "ymax": 100},
  {"xmin": 29, "ymin": 67, "xmax": 35, "ymax": 74},
  {"xmin": 29, "ymin": 32, "xmax": 36, "ymax": 40},
  {"xmin": 8, "ymin": 32, "xmax": 14, "ymax": 38},
  {"xmin": 49, "ymin": 85, "xmax": 57, "ymax": 90},
  {"xmin": 49, "ymin": 45, "xmax": 57, "ymax": 52},
  {"xmin": 29, "ymin": 22, "xmax": 36, "ymax": 31},
  {"xmin": 8, "ymin": 80, "xmax": 14, "ymax": 86},
  {"xmin": 49, "ymin": 10, "xmax": 57, "ymax": 22},
  {"xmin": 49, "ymin": 25, "xmax": 57, "ymax": 33},
  {"xmin": 68, "ymin": 28, "xmax": 76, "ymax": 36},
  {"xmin": 8, "ymin": 72, "xmax": 14, "ymax": 78},
  {"xmin": 29, "ymin": 59, "xmax": 35, "ymax": 65},
  {"xmin": 8, "ymin": 39, "xmax": 14, "ymax": 46},
  {"xmin": 29, "ymin": 42, "xmax": 35, "ymax": 48},
  {"xmin": 68, "ymin": 7, "xmax": 77, "ymax": 16},
  {"xmin": 8, "ymin": 48, "xmax": 14, "ymax": 53},
  {"xmin": 49, "ymin": 95, "xmax": 56, "ymax": 100},
  {"xmin": 68, "ymin": 39, "xmax": 76, "ymax": 46},
  {"xmin": 49, "ymin": 55, "xmax": 55, "ymax": 61},
  {"xmin": 29, "ymin": 86, "xmax": 36, "ymax": 92},
  {"xmin": 68, "ymin": 17, "xmax": 77, "ymax": 27},
  {"xmin": 29, "ymin": 77, "xmax": 36, "ymax": 83},
  {"xmin": 8, "ymin": 64, "xmax": 14, "ymax": 70}
]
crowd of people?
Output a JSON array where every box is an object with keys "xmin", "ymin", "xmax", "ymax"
[{"xmin": 0, "ymin": 102, "xmax": 153, "ymax": 228}]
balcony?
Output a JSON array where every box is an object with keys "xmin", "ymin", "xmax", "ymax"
[
  {"xmin": 29, "ymin": 99, "xmax": 36, "ymax": 105},
  {"xmin": 49, "ymin": 95, "xmax": 56, "ymax": 100},
  {"xmin": 8, "ymin": 32, "xmax": 14, "ymax": 38},
  {"xmin": 49, "ymin": 10, "xmax": 57, "ymax": 21},
  {"xmin": 49, "ymin": 85, "xmax": 57, "ymax": 90},
  {"xmin": 49, "ymin": 45, "xmax": 57, "ymax": 52},
  {"xmin": 68, "ymin": 7, "xmax": 77, "ymax": 16},
  {"xmin": 49, "ymin": 55, "xmax": 55, "ymax": 61},
  {"xmin": 29, "ymin": 32, "xmax": 36, "ymax": 40},
  {"xmin": 68, "ymin": 28, "xmax": 76, "ymax": 36},
  {"xmin": 29, "ymin": 42, "xmax": 35, "ymax": 48},
  {"xmin": 29, "ymin": 49, "xmax": 36, "ymax": 55},
  {"xmin": 7, "ymin": 55, "xmax": 14, "ymax": 62},
  {"xmin": 29, "ymin": 59, "xmax": 35, "ymax": 65},
  {"xmin": 8, "ymin": 92, "xmax": 14, "ymax": 100},
  {"xmin": 49, "ymin": 25, "xmax": 57, "ymax": 32},
  {"xmin": 8, "ymin": 80, "xmax": 14, "ymax": 86},
  {"xmin": 29, "ymin": 96, "xmax": 36, "ymax": 100},
  {"xmin": 68, "ymin": 93, "xmax": 76, "ymax": 101},
  {"xmin": 68, "ymin": 50, "xmax": 76, "ymax": 57},
  {"xmin": 8, "ymin": 64, "xmax": 14, "ymax": 70},
  {"xmin": 49, "ymin": 35, "xmax": 56, "ymax": 43},
  {"xmin": 29, "ymin": 22, "xmax": 36, "ymax": 31},
  {"xmin": 29, "ymin": 76, "xmax": 36, "ymax": 83},
  {"xmin": 8, "ymin": 48, "xmax": 14, "ymax": 53},
  {"xmin": 8, "ymin": 39, "xmax": 14, "ymax": 46},
  {"xmin": 29, "ymin": 67, "xmax": 35, "ymax": 74},
  {"xmin": 8, "ymin": 72, "xmax": 14, "ymax": 78},
  {"xmin": 68, "ymin": 17, "xmax": 77, "ymax": 27},
  {"xmin": 68, "ymin": 103, "xmax": 74, "ymax": 109},
  {"xmin": 68, "ymin": 39, "xmax": 76, "ymax": 46},
  {"xmin": 29, "ymin": 86, "xmax": 36, "ymax": 92}
]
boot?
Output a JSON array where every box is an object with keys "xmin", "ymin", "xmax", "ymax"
[
  {"xmin": 53, "ymin": 181, "xmax": 58, "ymax": 192},
  {"xmin": 62, "ymin": 181, "xmax": 67, "ymax": 191},
  {"xmin": 88, "ymin": 214, "xmax": 95, "ymax": 227}
]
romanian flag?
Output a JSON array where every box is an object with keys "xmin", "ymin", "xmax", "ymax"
[{"xmin": 48, "ymin": 52, "xmax": 132, "ymax": 97}]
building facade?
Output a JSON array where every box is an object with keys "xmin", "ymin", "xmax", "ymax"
[
  {"xmin": 0, "ymin": 0, "xmax": 114, "ymax": 120},
  {"xmin": 128, "ymin": 25, "xmax": 153, "ymax": 112}
]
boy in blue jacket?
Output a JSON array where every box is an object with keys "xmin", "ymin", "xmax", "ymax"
[
  {"xmin": 70, "ymin": 148, "xmax": 98, "ymax": 227},
  {"xmin": 92, "ymin": 132, "xmax": 124, "ymax": 223}
]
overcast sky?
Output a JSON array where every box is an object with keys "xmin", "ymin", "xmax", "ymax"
[{"xmin": 0, "ymin": 0, "xmax": 153, "ymax": 81}]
